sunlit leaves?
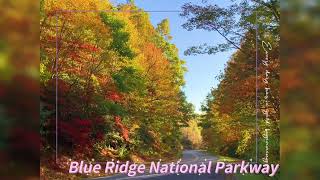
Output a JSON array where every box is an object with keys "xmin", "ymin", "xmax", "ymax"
[
  {"xmin": 100, "ymin": 12, "xmax": 136, "ymax": 59},
  {"xmin": 197, "ymin": 1, "xmax": 280, "ymax": 162},
  {"xmin": 40, "ymin": 0, "xmax": 192, "ymax": 162}
]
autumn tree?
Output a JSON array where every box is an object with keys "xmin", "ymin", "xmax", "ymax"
[
  {"xmin": 182, "ymin": 0, "xmax": 280, "ymax": 163},
  {"xmin": 40, "ymin": 0, "xmax": 193, "ymax": 167}
]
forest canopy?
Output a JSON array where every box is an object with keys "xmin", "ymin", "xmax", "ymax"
[
  {"xmin": 40, "ymin": 0, "xmax": 194, "ymax": 171},
  {"xmin": 181, "ymin": 0, "xmax": 280, "ymax": 166}
]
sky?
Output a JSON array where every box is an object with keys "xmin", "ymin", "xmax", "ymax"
[{"xmin": 113, "ymin": 0, "xmax": 236, "ymax": 113}]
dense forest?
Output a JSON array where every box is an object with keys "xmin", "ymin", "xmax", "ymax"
[
  {"xmin": 40, "ymin": 0, "xmax": 194, "ymax": 175},
  {"xmin": 40, "ymin": 0, "xmax": 280, "ymax": 178},
  {"xmin": 180, "ymin": 0, "xmax": 280, "ymax": 164},
  {"xmin": 2, "ymin": 0, "xmax": 319, "ymax": 179}
]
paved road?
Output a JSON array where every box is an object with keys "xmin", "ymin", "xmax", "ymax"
[{"xmin": 87, "ymin": 150, "xmax": 236, "ymax": 180}]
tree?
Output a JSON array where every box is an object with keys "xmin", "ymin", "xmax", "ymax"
[
  {"xmin": 180, "ymin": 0, "xmax": 279, "ymax": 56},
  {"xmin": 40, "ymin": 0, "xmax": 193, "ymax": 167},
  {"xmin": 186, "ymin": 0, "xmax": 280, "ymax": 163}
]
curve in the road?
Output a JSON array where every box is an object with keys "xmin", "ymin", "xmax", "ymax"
[{"xmin": 87, "ymin": 150, "xmax": 231, "ymax": 180}]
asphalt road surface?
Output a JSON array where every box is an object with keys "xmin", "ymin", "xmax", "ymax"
[{"xmin": 87, "ymin": 150, "xmax": 236, "ymax": 180}]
